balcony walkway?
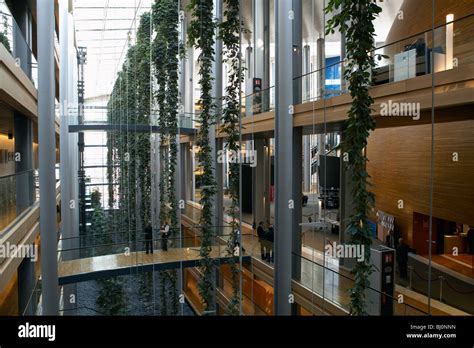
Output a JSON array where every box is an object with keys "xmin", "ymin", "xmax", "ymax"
[{"xmin": 58, "ymin": 246, "xmax": 250, "ymax": 285}]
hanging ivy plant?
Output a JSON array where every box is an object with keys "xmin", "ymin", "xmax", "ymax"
[
  {"xmin": 325, "ymin": 0, "xmax": 382, "ymax": 315},
  {"xmin": 187, "ymin": 0, "xmax": 217, "ymax": 313},
  {"xmin": 163, "ymin": 0, "xmax": 181, "ymax": 315},
  {"xmin": 219, "ymin": 0, "xmax": 244, "ymax": 315},
  {"xmin": 0, "ymin": 15, "xmax": 10, "ymax": 52},
  {"xmin": 135, "ymin": 12, "xmax": 152, "ymax": 229},
  {"xmin": 151, "ymin": 0, "xmax": 183, "ymax": 315},
  {"xmin": 152, "ymin": 0, "xmax": 173, "ymax": 316},
  {"xmin": 90, "ymin": 189, "xmax": 126, "ymax": 315}
]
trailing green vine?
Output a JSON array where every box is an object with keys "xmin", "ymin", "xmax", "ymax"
[
  {"xmin": 90, "ymin": 189, "xmax": 126, "ymax": 315},
  {"xmin": 0, "ymin": 14, "xmax": 10, "ymax": 52},
  {"xmin": 219, "ymin": 0, "xmax": 244, "ymax": 315},
  {"xmin": 187, "ymin": 0, "xmax": 217, "ymax": 313},
  {"xmin": 325, "ymin": 0, "xmax": 382, "ymax": 315},
  {"xmin": 164, "ymin": 0, "xmax": 180, "ymax": 315},
  {"xmin": 151, "ymin": 0, "xmax": 182, "ymax": 315}
]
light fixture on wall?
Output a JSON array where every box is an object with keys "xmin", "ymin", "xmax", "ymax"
[{"xmin": 446, "ymin": 14, "xmax": 454, "ymax": 70}]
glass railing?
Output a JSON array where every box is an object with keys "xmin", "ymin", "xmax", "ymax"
[
  {"xmin": 22, "ymin": 278, "xmax": 42, "ymax": 315},
  {"xmin": 241, "ymin": 86, "xmax": 275, "ymax": 119},
  {"xmin": 179, "ymin": 112, "xmax": 197, "ymax": 129},
  {"xmin": 399, "ymin": 258, "xmax": 474, "ymax": 315},
  {"xmin": 293, "ymin": 252, "xmax": 428, "ymax": 316},
  {"xmin": 0, "ymin": 3, "xmax": 38, "ymax": 87},
  {"xmin": 58, "ymin": 229, "xmax": 241, "ymax": 261},
  {"xmin": 241, "ymin": 13, "xmax": 474, "ymax": 119},
  {"xmin": 0, "ymin": 169, "xmax": 38, "ymax": 232},
  {"xmin": 69, "ymin": 105, "xmax": 198, "ymax": 132}
]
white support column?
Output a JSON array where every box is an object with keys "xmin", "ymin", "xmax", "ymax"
[
  {"xmin": 274, "ymin": 0, "xmax": 293, "ymax": 316},
  {"xmin": 212, "ymin": 0, "xmax": 224, "ymax": 234},
  {"xmin": 38, "ymin": 0, "xmax": 59, "ymax": 315}
]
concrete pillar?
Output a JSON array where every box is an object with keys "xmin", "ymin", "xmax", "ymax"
[
  {"xmin": 179, "ymin": 11, "xmax": 186, "ymax": 125},
  {"xmin": 151, "ymin": 134, "xmax": 160, "ymax": 230},
  {"xmin": 253, "ymin": 0, "xmax": 264, "ymax": 81},
  {"xmin": 185, "ymin": 45, "xmax": 194, "ymax": 122},
  {"xmin": 340, "ymin": 32, "xmax": 346, "ymax": 92},
  {"xmin": 253, "ymin": 0, "xmax": 270, "ymax": 111},
  {"xmin": 317, "ymin": 38, "xmax": 325, "ymax": 99},
  {"xmin": 252, "ymin": 139, "xmax": 270, "ymax": 225},
  {"xmin": 175, "ymin": 135, "xmax": 183, "ymax": 315},
  {"xmin": 339, "ymin": 133, "xmax": 355, "ymax": 269},
  {"xmin": 14, "ymin": 114, "xmax": 33, "ymax": 214},
  {"xmin": 68, "ymin": 12, "xmax": 80, "ymax": 262},
  {"xmin": 182, "ymin": 142, "xmax": 194, "ymax": 202},
  {"xmin": 293, "ymin": 0, "xmax": 302, "ymax": 104},
  {"xmin": 59, "ymin": 0, "xmax": 70, "ymax": 252},
  {"xmin": 212, "ymin": 0, "xmax": 223, "ymax": 235},
  {"xmin": 303, "ymin": 135, "xmax": 311, "ymax": 192},
  {"xmin": 264, "ymin": 139, "xmax": 271, "ymax": 222},
  {"xmin": 17, "ymin": 257, "xmax": 35, "ymax": 315},
  {"xmin": 37, "ymin": 0, "xmax": 59, "ymax": 315},
  {"xmin": 263, "ymin": 0, "xmax": 270, "ymax": 111},
  {"xmin": 11, "ymin": 0, "xmax": 32, "ymax": 79},
  {"xmin": 292, "ymin": 127, "xmax": 303, "ymax": 283},
  {"xmin": 302, "ymin": 44, "xmax": 311, "ymax": 102},
  {"xmin": 274, "ymin": 0, "xmax": 293, "ymax": 316},
  {"xmin": 180, "ymin": 143, "xmax": 187, "ymax": 203},
  {"xmin": 245, "ymin": 46, "xmax": 253, "ymax": 99},
  {"xmin": 59, "ymin": 0, "xmax": 77, "ymax": 314}
]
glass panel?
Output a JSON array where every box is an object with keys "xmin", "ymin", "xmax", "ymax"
[
  {"xmin": 0, "ymin": 1, "xmax": 38, "ymax": 86},
  {"xmin": 0, "ymin": 170, "xmax": 38, "ymax": 230}
]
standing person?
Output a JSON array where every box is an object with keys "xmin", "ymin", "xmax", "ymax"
[
  {"xmin": 161, "ymin": 221, "xmax": 170, "ymax": 251},
  {"xmin": 264, "ymin": 224, "xmax": 275, "ymax": 263},
  {"xmin": 144, "ymin": 224, "xmax": 153, "ymax": 254},
  {"xmin": 385, "ymin": 230, "xmax": 395, "ymax": 249},
  {"xmin": 396, "ymin": 238, "xmax": 410, "ymax": 279},
  {"xmin": 257, "ymin": 221, "xmax": 266, "ymax": 260}
]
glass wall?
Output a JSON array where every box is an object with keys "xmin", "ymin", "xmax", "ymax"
[
  {"xmin": 231, "ymin": 0, "xmax": 474, "ymax": 316},
  {"xmin": 31, "ymin": 0, "xmax": 474, "ymax": 316}
]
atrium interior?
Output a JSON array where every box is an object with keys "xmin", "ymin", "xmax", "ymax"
[{"xmin": 0, "ymin": 0, "xmax": 473, "ymax": 317}]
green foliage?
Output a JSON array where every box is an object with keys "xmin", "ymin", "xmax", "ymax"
[
  {"xmin": 219, "ymin": 0, "xmax": 244, "ymax": 315},
  {"xmin": 96, "ymin": 276, "xmax": 126, "ymax": 316},
  {"xmin": 0, "ymin": 32, "xmax": 10, "ymax": 52},
  {"xmin": 325, "ymin": 0, "xmax": 382, "ymax": 315},
  {"xmin": 0, "ymin": 15, "xmax": 10, "ymax": 52},
  {"xmin": 151, "ymin": 0, "xmax": 181, "ymax": 315},
  {"xmin": 187, "ymin": 0, "xmax": 217, "ymax": 313},
  {"xmin": 104, "ymin": 12, "xmax": 153, "ymax": 316},
  {"xmin": 89, "ymin": 189, "xmax": 126, "ymax": 315},
  {"xmin": 107, "ymin": 12, "xmax": 152, "ymax": 243}
]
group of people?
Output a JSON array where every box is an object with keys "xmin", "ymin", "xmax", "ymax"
[
  {"xmin": 257, "ymin": 221, "xmax": 274, "ymax": 263},
  {"xmin": 144, "ymin": 222, "xmax": 170, "ymax": 254}
]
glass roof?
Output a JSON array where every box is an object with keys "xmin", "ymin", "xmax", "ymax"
[{"xmin": 73, "ymin": 0, "xmax": 152, "ymax": 99}]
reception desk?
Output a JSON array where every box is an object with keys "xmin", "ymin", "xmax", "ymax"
[{"xmin": 444, "ymin": 235, "xmax": 466, "ymax": 254}]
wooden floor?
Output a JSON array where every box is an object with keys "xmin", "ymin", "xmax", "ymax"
[
  {"xmin": 430, "ymin": 254, "xmax": 474, "ymax": 279},
  {"xmin": 58, "ymin": 244, "xmax": 248, "ymax": 285},
  {"xmin": 58, "ymin": 202, "xmax": 470, "ymax": 315},
  {"xmin": 184, "ymin": 203, "xmax": 467, "ymax": 315}
]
